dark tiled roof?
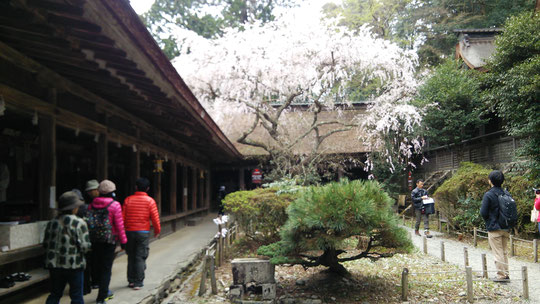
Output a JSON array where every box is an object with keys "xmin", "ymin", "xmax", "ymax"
[{"xmin": 454, "ymin": 28, "xmax": 503, "ymax": 34}]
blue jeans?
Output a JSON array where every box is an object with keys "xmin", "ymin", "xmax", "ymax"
[{"xmin": 46, "ymin": 268, "xmax": 84, "ymax": 304}]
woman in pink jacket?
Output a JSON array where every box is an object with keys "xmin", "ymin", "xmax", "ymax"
[
  {"xmin": 534, "ymin": 188, "xmax": 540, "ymax": 234},
  {"xmin": 89, "ymin": 180, "xmax": 127, "ymax": 304}
]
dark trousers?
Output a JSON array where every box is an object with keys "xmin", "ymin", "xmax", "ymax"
[
  {"xmin": 46, "ymin": 268, "xmax": 84, "ymax": 304},
  {"xmin": 83, "ymin": 253, "xmax": 92, "ymax": 295},
  {"xmin": 126, "ymin": 231, "xmax": 150, "ymax": 285},
  {"xmin": 415, "ymin": 208, "xmax": 430, "ymax": 231},
  {"xmin": 91, "ymin": 242, "xmax": 116, "ymax": 301}
]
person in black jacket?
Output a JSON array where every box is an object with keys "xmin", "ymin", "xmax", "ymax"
[
  {"xmin": 411, "ymin": 179, "xmax": 432, "ymax": 238},
  {"xmin": 480, "ymin": 170, "xmax": 510, "ymax": 282}
]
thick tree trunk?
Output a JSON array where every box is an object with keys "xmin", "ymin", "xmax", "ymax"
[{"xmin": 320, "ymin": 248, "xmax": 349, "ymax": 276}]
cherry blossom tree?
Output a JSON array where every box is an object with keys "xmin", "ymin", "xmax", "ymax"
[{"xmin": 173, "ymin": 9, "xmax": 423, "ymax": 182}]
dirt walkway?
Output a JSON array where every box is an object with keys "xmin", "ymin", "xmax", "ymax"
[{"xmin": 403, "ymin": 226, "xmax": 539, "ymax": 303}]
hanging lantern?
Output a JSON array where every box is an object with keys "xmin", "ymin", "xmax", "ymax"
[{"xmin": 153, "ymin": 159, "xmax": 164, "ymax": 173}]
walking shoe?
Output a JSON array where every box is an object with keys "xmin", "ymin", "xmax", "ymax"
[
  {"xmin": 492, "ymin": 276, "xmax": 510, "ymax": 283},
  {"xmin": 133, "ymin": 283, "xmax": 143, "ymax": 290},
  {"xmin": 424, "ymin": 230, "xmax": 433, "ymax": 238},
  {"xmin": 105, "ymin": 290, "xmax": 114, "ymax": 301},
  {"xmin": 415, "ymin": 230, "xmax": 421, "ymax": 236},
  {"xmin": 128, "ymin": 282, "xmax": 135, "ymax": 288}
]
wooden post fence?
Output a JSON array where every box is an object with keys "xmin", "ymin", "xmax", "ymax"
[
  {"xmin": 423, "ymin": 236, "xmax": 427, "ymax": 254},
  {"xmin": 199, "ymin": 245, "xmax": 218, "ymax": 296},
  {"xmin": 464, "ymin": 247, "xmax": 469, "ymax": 267},
  {"xmin": 481, "ymin": 254, "xmax": 488, "ymax": 279},
  {"xmin": 440, "ymin": 241, "xmax": 445, "ymax": 262},
  {"xmin": 522, "ymin": 266, "xmax": 529, "ymax": 300},
  {"xmin": 509, "ymin": 235, "xmax": 515, "ymax": 257},
  {"xmin": 465, "ymin": 266, "xmax": 473, "ymax": 303},
  {"xmin": 473, "ymin": 227, "xmax": 477, "ymax": 247},
  {"xmin": 534, "ymin": 239, "xmax": 538, "ymax": 263},
  {"xmin": 401, "ymin": 268, "xmax": 409, "ymax": 301}
]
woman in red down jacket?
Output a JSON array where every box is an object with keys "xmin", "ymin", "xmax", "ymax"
[{"xmin": 89, "ymin": 180, "xmax": 127, "ymax": 304}]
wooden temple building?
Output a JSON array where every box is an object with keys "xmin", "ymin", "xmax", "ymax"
[{"xmin": 0, "ymin": 0, "xmax": 245, "ymax": 294}]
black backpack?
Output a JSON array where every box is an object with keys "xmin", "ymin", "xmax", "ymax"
[
  {"xmin": 497, "ymin": 190, "xmax": 518, "ymax": 229},
  {"xmin": 85, "ymin": 201, "xmax": 115, "ymax": 244}
]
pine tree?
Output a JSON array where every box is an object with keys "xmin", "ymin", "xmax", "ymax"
[{"xmin": 258, "ymin": 179, "xmax": 412, "ymax": 276}]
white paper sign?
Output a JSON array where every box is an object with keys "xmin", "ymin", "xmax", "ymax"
[
  {"xmin": 423, "ymin": 198, "xmax": 435, "ymax": 205},
  {"xmin": 49, "ymin": 186, "xmax": 56, "ymax": 209}
]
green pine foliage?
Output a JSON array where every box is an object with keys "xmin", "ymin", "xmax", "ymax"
[{"xmin": 258, "ymin": 179, "xmax": 412, "ymax": 274}]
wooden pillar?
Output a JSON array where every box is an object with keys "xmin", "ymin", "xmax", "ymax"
[
  {"xmin": 198, "ymin": 169, "xmax": 204, "ymax": 210},
  {"xmin": 130, "ymin": 149, "xmax": 140, "ymax": 193},
  {"xmin": 38, "ymin": 114, "xmax": 56, "ymax": 220},
  {"xmin": 170, "ymin": 161, "xmax": 177, "ymax": 215},
  {"xmin": 155, "ymin": 171, "xmax": 162, "ymax": 215},
  {"xmin": 206, "ymin": 170, "xmax": 211, "ymax": 209},
  {"xmin": 239, "ymin": 168, "xmax": 245, "ymax": 190},
  {"xmin": 182, "ymin": 166, "xmax": 188, "ymax": 212},
  {"xmin": 192, "ymin": 167, "xmax": 197, "ymax": 210},
  {"xmin": 97, "ymin": 132, "xmax": 108, "ymax": 181}
]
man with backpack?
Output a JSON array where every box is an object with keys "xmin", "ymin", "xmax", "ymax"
[
  {"xmin": 87, "ymin": 180, "xmax": 127, "ymax": 303},
  {"xmin": 480, "ymin": 170, "xmax": 517, "ymax": 282},
  {"xmin": 123, "ymin": 177, "xmax": 161, "ymax": 290}
]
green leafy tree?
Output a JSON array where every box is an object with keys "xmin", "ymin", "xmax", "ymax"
[
  {"xmin": 398, "ymin": 0, "xmax": 535, "ymax": 66},
  {"xmin": 327, "ymin": 0, "xmax": 535, "ymax": 66},
  {"xmin": 258, "ymin": 179, "xmax": 412, "ymax": 276},
  {"xmin": 414, "ymin": 59, "xmax": 486, "ymax": 149},
  {"xmin": 482, "ymin": 11, "xmax": 540, "ymax": 181},
  {"xmin": 143, "ymin": 0, "xmax": 296, "ymax": 58},
  {"xmin": 323, "ymin": 0, "xmax": 411, "ymax": 39}
]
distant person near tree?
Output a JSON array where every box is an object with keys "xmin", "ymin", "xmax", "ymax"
[
  {"xmin": 480, "ymin": 170, "xmax": 514, "ymax": 282},
  {"xmin": 43, "ymin": 191, "xmax": 91, "ymax": 304},
  {"xmin": 217, "ymin": 185, "xmax": 226, "ymax": 215},
  {"xmin": 411, "ymin": 179, "xmax": 432, "ymax": 238},
  {"xmin": 123, "ymin": 177, "xmax": 161, "ymax": 290}
]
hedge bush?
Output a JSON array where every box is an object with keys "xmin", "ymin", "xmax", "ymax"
[
  {"xmin": 434, "ymin": 162, "xmax": 537, "ymax": 234},
  {"xmin": 222, "ymin": 187, "xmax": 297, "ymax": 242}
]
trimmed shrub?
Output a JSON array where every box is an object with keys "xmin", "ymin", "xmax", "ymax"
[
  {"xmin": 222, "ymin": 188, "xmax": 296, "ymax": 242},
  {"xmin": 434, "ymin": 162, "xmax": 536, "ymax": 234}
]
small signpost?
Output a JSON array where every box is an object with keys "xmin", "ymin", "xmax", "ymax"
[{"xmin": 252, "ymin": 168, "xmax": 262, "ymax": 184}]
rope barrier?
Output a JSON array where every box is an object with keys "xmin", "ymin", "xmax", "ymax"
[
  {"xmin": 409, "ymin": 280, "xmax": 465, "ymax": 285},
  {"xmin": 409, "ymin": 270, "xmax": 464, "ymax": 275},
  {"xmin": 513, "ymin": 243, "xmax": 532, "ymax": 249},
  {"xmin": 513, "ymin": 237, "xmax": 533, "ymax": 243}
]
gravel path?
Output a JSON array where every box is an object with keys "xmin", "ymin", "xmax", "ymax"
[{"xmin": 403, "ymin": 226, "xmax": 539, "ymax": 303}]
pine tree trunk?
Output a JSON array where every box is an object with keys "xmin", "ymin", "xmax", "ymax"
[{"xmin": 320, "ymin": 248, "xmax": 349, "ymax": 276}]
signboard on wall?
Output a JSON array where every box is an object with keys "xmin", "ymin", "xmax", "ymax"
[{"xmin": 252, "ymin": 168, "xmax": 262, "ymax": 184}]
